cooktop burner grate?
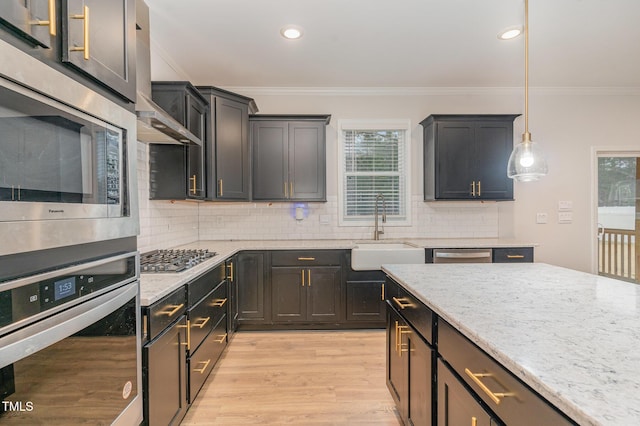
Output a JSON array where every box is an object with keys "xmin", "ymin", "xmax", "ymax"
[{"xmin": 140, "ymin": 249, "xmax": 217, "ymax": 273}]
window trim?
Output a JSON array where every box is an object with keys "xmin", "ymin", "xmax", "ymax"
[{"xmin": 337, "ymin": 119, "xmax": 412, "ymax": 227}]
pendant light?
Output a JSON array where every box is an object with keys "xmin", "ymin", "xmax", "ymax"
[{"xmin": 507, "ymin": 0, "xmax": 548, "ymax": 182}]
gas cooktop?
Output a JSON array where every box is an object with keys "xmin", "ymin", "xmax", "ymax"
[{"xmin": 140, "ymin": 249, "xmax": 217, "ymax": 273}]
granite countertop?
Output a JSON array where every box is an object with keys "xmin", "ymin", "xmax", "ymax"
[
  {"xmin": 382, "ymin": 262, "xmax": 640, "ymax": 426},
  {"xmin": 139, "ymin": 238, "xmax": 535, "ymax": 306}
]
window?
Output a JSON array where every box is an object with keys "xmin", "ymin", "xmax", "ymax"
[{"xmin": 338, "ymin": 120, "xmax": 411, "ymax": 226}]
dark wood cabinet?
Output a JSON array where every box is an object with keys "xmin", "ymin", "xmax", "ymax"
[
  {"xmin": 142, "ymin": 287, "xmax": 188, "ymax": 426},
  {"xmin": 346, "ymin": 281, "xmax": 385, "ymax": 323},
  {"xmin": 421, "ymin": 115, "xmax": 519, "ymax": 201},
  {"xmin": 0, "ymin": 0, "xmax": 136, "ymax": 104},
  {"xmin": 197, "ymin": 86, "xmax": 257, "ymax": 201},
  {"xmin": 226, "ymin": 256, "xmax": 239, "ymax": 338},
  {"xmin": 149, "ymin": 81, "xmax": 208, "ymax": 200},
  {"xmin": 437, "ymin": 359, "xmax": 498, "ymax": 426},
  {"xmin": 251, "ymin": 115, "xmax": 330, "ymax": 202},
  {"xmin": 61, "ymin": 0, "xmax": 136, "ymax": 102},
  {"xmin": 236, "ymin": 251, "xmax": 270, "ymax": 325}
]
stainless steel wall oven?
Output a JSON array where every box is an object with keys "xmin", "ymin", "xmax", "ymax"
[
  {"xmin": 0, "ymin": 40, "xmax": 138, "ymax": 257},
  {"xmin": 0, "ymin": 252, "xmax": 142, "ymax": 425}
]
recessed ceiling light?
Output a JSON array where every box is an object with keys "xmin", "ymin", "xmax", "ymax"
[
  {"xmin": 498, "ymin": 25, "xmax": 523, "ymax": 40},
  {"xmin": 280, "ymin": 26, "xmax": 303, "ymax": 40}
]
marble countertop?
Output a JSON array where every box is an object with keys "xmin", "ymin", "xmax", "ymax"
[
  {"xmin": 382, "ymin": 263, "xmax": 640, "ymax": 426},
  {"xmin": 139, "ymin": 238, "xmax": 534, "ymax": 306}
]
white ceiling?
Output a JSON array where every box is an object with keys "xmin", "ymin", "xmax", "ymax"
[{"xmin": 146, "ymin": 0, "xmax": 640, "ymax": 89}]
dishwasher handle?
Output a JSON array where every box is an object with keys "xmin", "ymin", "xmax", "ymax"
[{"xmin": 433, "ymin": 249, "xmax": 492, "ymax": 263}]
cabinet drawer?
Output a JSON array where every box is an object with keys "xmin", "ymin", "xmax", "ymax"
[
  {"xmin": 271, "ymin": 250, "xmax": 342, "ymax": 266},
  {"xmin": 188, "ymin": 280, "xmax": 228, "ymax": 353},
  {"xmin": 188, "ymin": 315, "xmax": 228, "ymax": 403},
  {"xmin": 188, "ymin": 264, "xmax": 226, "ymax": 306},
  {"xmin": 438, "ymin": 321, "xmax": 574, "ymax": 426},
  {"xmin": 492, "ymin": 247, "xmax": 534, "ymax": 263},
  {"xmin": 147, "ymin": 286, "xmax": 187, "ymax": 341},
  {"xmin": 387, "ymin": 280, "xmax": 433, "ymax": 345}
]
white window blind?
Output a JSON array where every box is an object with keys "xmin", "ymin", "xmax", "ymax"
[{"xmin": 342, "ymin": 128, "xmax": 408, "ymax": 222}]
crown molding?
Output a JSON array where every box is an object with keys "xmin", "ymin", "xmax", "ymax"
[{"xmin": 219, "ymin": 86, "xmax": 640, "ymax": 97}]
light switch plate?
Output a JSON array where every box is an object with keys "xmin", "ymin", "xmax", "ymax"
[
  {"xmin": 558, "ymin": 211, "xmax": 573, "ymax": 223},
  {"xmin": 558, "ymin": 200, "xmax": 573, "ymax": 211}
]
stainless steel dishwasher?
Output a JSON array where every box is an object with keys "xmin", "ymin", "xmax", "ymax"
[{"xmin": 432, "ymin": 248, "xmax": 492, "ymax": 263}]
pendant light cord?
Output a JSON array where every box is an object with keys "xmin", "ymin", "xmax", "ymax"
[{"xmin": 524, "ymin": 0, "xmax": 530, "ymax": 140}]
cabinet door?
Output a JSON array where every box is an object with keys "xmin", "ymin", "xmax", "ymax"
[
  {"xmin": 306, "ymin": 266, "xmax": 341, "ymax": 322},
  {"xmin": 435, "ymin": 121, "xmax": 474, "ymax": 199},
  {"xmin": 271, "ymin": 267, "xmax": 306, "ymax": 322},
  {"xmin": 346, "ymin": 281, "xmax": 385, "ymax": 323},
  {"xmin": 289, "ymin": 121, "xmax": 325, "ymax": 201},
  {"xmin": 215, "ymin": 97, "xmax": 250, "ymax": 200},
  {"xmin": 237, "ymin": 252, "xmax": 268, "ymax": 323},
  {"xmin": 252, "ymin": 121, "xmax": 288, "ymax": 200},
  {"xmin": 62, "ymin": 0, "xmax": 136, "ymax": 102},
  {"xmin": 407, "ymin": 333, "xmax": 433, "ymax": 426},
  {"xmin": 437, "ymin": 359, "xmax": 498, "ymax": 426},
  {"xmin": 387, "ymin": 307, "xmax": 408, "ymax": 418},
  {"xmin": 0, "ymin": 0, "xmax": 56, "ymax": 47},
  {"xmin": 474, "ymin": 122, "xmax": 513, "ymax": 200},
  {"xmin": 143, "ymin": 316, "xmax": 188, "ymax": 426},
  {"xmin": 186, "ymin": 95, "xmax": 206, "ymax": 199},
  {"xmin": 149, "ymin": 144, "xmax": 186, "ymax": 200}
]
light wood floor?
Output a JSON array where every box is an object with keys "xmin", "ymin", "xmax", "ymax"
[{"xmin": 181, "ymin": 330, "xmax": 401, "ymax": 425}]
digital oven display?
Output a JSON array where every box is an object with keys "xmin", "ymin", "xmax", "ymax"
[{"xmin": 54, "ymin": 277, "xmax": 76, "ymax": 301}]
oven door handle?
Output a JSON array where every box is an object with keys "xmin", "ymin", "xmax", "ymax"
[{"xmin": 0, "ymin": 281, "xmax": 138, "ymax": 368}]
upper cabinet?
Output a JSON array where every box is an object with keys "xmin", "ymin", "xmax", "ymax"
[
  {"xmin": 149, "ymin": 81, "xmax": 209, "ymax": 200},
  {"xmin": 197, "ymin": 87, "xmax": 257, "ymax": 201},
  {"xmin": 0, "ymin": 0, "xmax": 136, "ymax": 103},
  {"xmin": 421, "ymin": 114, "xmax": 519, "ymax": 201},
  {"xmin": 251, "ymin": 115, "xmax": 330, "ymax": 202}
]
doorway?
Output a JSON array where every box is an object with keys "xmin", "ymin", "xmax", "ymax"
[{"xmin": 595, "ymin": 152, "xmax": 639, "ymax": 283}]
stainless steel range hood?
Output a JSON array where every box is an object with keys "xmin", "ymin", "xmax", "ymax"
[{"xmin": 135, "ymin": 0, "xmax": 200, "ymax": 146}]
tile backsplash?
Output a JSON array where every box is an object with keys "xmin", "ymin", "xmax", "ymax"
[{"xmin": 137, "ymin": 142, "xmax": 502, "ymax": 251}]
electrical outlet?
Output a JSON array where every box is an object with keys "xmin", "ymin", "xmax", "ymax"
[{"xmin": 536, "ymin": 213, "xmax": 548, "ymax": 224}]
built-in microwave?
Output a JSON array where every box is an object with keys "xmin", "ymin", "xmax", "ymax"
[{"xmin": 0, "ymin": 40, "xmax": 138, "ymax": 257}]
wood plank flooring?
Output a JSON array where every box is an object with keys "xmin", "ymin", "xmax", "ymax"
[{"xmin": 181, "ymin": 330, "xmax": 401, "ymax": 425}]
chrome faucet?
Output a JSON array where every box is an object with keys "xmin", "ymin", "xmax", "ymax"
[{"xmin": 373, "ymin": 193, "xmax": 387, "ymax": 240}]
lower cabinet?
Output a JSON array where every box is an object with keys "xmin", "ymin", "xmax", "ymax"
[
  {"xmin": 386, "ymin": 303, "xmax": 434, "ymax": 426},
  {"xmin": 437, "ymin": 359, "xmax": 498, "ymax": 426},
  {"xmin": 346, "ymin": 280, "xmax": 385, "ymax": 323},
  {"xmin": 236, "ymin": 251, "xmax": 270, "ymax": 325}
]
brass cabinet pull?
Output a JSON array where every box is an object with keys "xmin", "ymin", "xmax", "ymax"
[
  {"xmin": 297, "ymin": 257, "xmax": 316, "ymax": 261},
  {"xmin": 396, "ymin": 325, "xmax": 410, "ymax": 356},
  {"xmin": 226, "ymin": 262, "xmax": 233, "ymax": 280},
  {"xmin": 471, "ymin": 181, "xmax": 476, "ymax": 197},
  {"xmin": 193, "ymin": 359, "xmax": 211, "ymax": 374},
  {"xmin": 211, "ymin": 298, "xmax": 227, "ymax": 307},
  {"xmin": 70, "ymin": 5, "xmax": 90, "ymax": 60},
  {"xmin": 191, "ymin": 317, "xmax": 210, "ymax": 329},
  {"xmin": 189, "ymin": 175, "xmax": 197, "ymax": 194},
  {"xmin": 290, "ymin": 181, "xmax": 294, "ymax": 198},
  {"xmin": 160, "ymin": 303, "xmax": 184, "ymax": 317},
  {"xmin": 477, "ymin": 180, "xmax": 481, "ymax": 196},
  {"xmin": 301, "ymin": 269, "xmax": 305, "ymax": 286},
  {"xmin": 381, "ymin": 283, "xmax": 385, "ymax": 301},
  {"xmin": 178, "ymin": 320, "xmax": 191, "ymax": 349},
  {"xmin": 284, "ymin": 181, "xmax": 289, "ymax": 198},
  {"xmin": 32, "ymin": 0, "xmax": 57, "ymax": 36},
  {"xmin": 464, "ymin": 368, "xmax": 515, "ymax": 405},
  {"xmin": 307, "ymin": 269, "xmax": 311, "ymax": 287},
  {"xmin": 392, "ymin": 297, "xmax": 414, "ymax": 310},
  {"xmin": 218, "ymin": 179, "xmax": 223, "ymax": 196},
  {"xmin": 213, "ymin": 333, "xmax": 227, "ymax": 344},
  {"xmin": 471, "ymin": 417, "xmax": 478, "ymax": 426},
  {"xmin": 506, "ymin": 255, "xmax": 525, "ymax": 259}
]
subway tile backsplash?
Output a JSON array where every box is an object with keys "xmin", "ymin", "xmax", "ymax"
[{"xmin": 137, "ymin": 142, "xmax": 501, "ymax": 251}]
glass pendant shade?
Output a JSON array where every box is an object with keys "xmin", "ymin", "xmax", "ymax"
[{"xmin": 507, "ymin": 132, "xmax": 548, "ymax": 182}]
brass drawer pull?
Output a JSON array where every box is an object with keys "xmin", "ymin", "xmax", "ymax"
[
  {"xmin": 70, "ymin": 5, "xmax": 90, "ymax": 60},
  {"xmin": 189, "ymin": 175, "xmax": 197, "ymax": 194},
  {"xmin": 471, "ymin": 181, "xmax": 476, "ymax": 197},
  {"xmin": 297, "ymin": 257, "xmax": 316, "ymax": 261},
  {"xmin": 381, "ymin": 283, "xmax": 385, "ymax": 301},
  {"xmin": 191, "ymin": 317, "xmax": 210, "ymax": 329},
  {"xmin": 301, "ymin": 269, "xmax": 305, "ymax": 286},
  {"xmin": 193, "ymin": 359, "xmax": 211, "ymax": 374},
  {"xmin": 464, "ymin": 368, "xmax": 515, "ymax": 405},
  {"xmin": 392, "ymin": 297, "xmax": 414, "ymax": 309},
  {"xmin": 477, "ymin": 180, "xmax": 481, "ymax": 196},
  {"xmin": 307, "ymin": 269, "xmax": 311, "ymax": 287},
  {"xmin": 226, "ymin": 262, "xmax": 233, "ymax": 279},
  {"xmin": 506, "ymin": 255, "xmax": 525, "ymax": 259},
  {"xmin": 160, "ymin": 303, "xmax": 184, "ymax": 317},
  {"xmin": 32, "ymin": 0, "xmax": 57, "ymax": 36},
  {"xmin": 211, "ymin": 298, "xmax": 228, "ymax": 307},
  {"xmin": 218, "ymin": 179, "xmax": 223, "ymax": 196},
  {"xmin": 214, "ymin": 333, "xmax": 228, "ymax": 343}
]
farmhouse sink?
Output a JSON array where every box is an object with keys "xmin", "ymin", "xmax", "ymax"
[{"xmin": 351, "ymin": 242, "xmax": 425, "ymax": 271}]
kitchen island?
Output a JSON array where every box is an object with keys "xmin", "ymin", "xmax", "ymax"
[{"xmin": 382, "ymin": 263, "xmax": 640, "ymax": 426}]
